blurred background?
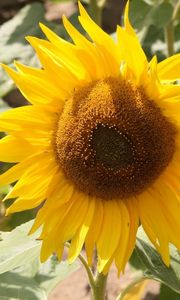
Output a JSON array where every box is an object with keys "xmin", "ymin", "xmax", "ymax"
[{"xmin": 0, "ymin": 0, "xmax": 179, "ymax": 299}]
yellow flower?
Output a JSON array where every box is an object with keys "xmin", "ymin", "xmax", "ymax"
[{"xmin": 0, "ymin": 2, "xmax": 180, "ymax": 275}]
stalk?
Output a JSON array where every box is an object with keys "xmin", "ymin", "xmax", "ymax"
[
  {"xmin": 91, "ymin": 272, "xmax": 108, "ymax": 300},
  {"xmin": 89, "ymin": 0, "xmax": 106, "ymax": 27},
  {"xmin": 164, "ymin": 20, "xmax": 174, "ymax": 57}
]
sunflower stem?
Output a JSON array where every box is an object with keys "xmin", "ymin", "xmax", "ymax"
[
  {"xmin": 172, "ymin": 1, "xmax": 180, "ymax": 22},
  {"xmin": 91, "ymin": 272, "xmax": 108, "ymax": 300},
  {"xmin": 65, "ymin": 242, "xmax": 95, "ymax": 288},
  {"xmin": 163, "ymin": 0, "xmax": 179, "ymax": 57},
  {"xmin": 164, "ymin": 20, "xmax": 174, "ymax": 57},
  {"xmin": 78, "ymin": 253, "xmax": 96, "ymax": 288},
  {"xmin": 89, "ymin": 0, "xmax": 105, "ymax": 27}
]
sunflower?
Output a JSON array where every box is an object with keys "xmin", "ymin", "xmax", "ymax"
[{"xmin": 0, "ymin": 2, "xmax": 180, "ymax": 275}]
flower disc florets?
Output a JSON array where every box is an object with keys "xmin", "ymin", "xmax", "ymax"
[{"xmin": 55, "ymin": 77, "xmax": 176, "ymax": 199}]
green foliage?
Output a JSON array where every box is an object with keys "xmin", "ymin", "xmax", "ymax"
[
  {"xmin": 0, "ymin": 270, "xmax": 47, "ymax": 300},
  {"xmin": 129, "ymin": 248, "xmax": 146, "ymax": 271},
  {"xmin": 129, "ymin": 0, "xmax": 174, "ymax": 29},
  {"xmin": 129, "ymin": 0, "xmax": 180, "ymax": 60},
  {"xmin": 35, "ymin": 257, "xmax": 79, "ymax": 295},
  {"xmin": 0, "ymin": 3, "xmax": 43, "ymax": 98},
  {"xmin": 128, "ymin": 0, "xmax": 151, "ymax": 31},
  {"xmin": 0, "ymin": 185, "xmax": 11, "ymax": 197},
  {"xmin": 50, "ymin": 0, "xmax": 74, "ymax": 2},
  {"xmin": 0, "ymin": 220, "xmax": 79, "ymax": 299},
  {"xmin": 0, "ymin": 99, "xmax": 9, "ymax": 113},
  {"xmin": 0, "ymin": 259, "xmax": 79, "ymax": 300},
  {"xmin": 0, "ymin": 3, "xmax": 60, "ymax": 98},
  {"xmin": 133, "ymin": 227, "xmax": 180, "ymax": 294},
  {"xmin": 150, "ymin": 3, "xmax": 173, "ymax": 28},
  {"xmin": 160, "ymin": 284, "xmax": 180, "ymax": 300},
  {"xmin": 6, "ymin": 208, "xmax": 36, "ymax": 230},
  {"xmin": 0, "ymin": 220, "xmax": 41, "ymax": 274}
]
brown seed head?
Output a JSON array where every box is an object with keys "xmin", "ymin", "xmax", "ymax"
[{"xmin": 55, "ymin": 77, "xmax": 176, "ymax": 199}]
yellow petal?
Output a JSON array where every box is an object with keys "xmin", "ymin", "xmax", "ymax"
[
  {"xmin": 62, "ymin": 15, "xmax": 91, "ymax": 49},
  {"xmin": 78, "ymin": 2, "xmax": 120, "ymax": 77},
  {"xmin": 62, "ymin": 16, "xmax": 108, "ymax": 79},
  {"xmin": 0, "ymin": 135, "xmax": 39, "ymax": 162},
  {"xmin": 124, "ymin": 0, "xmax": 137, "ymax": 36},
  {"xmin": 160, "ymin": 100, "xmax": 180, "ymax": 124},
  {"xmin": 45, "ymin": 173, "xmax": 74, "ymax": 211},
  {"xmin": 116, "ymin": 25, "xmax": 147, "ymax": 83},
  {"xmin": 39, "ymin": 22, "xmax": 72, "ymax": 50},
  {"xmin": 40, "ymin": 237, "xmax": 56, "ymax": 262},
  {"xmin": 6, "ymin": 196, "xmax": 44, "ymax": 214},
  {"xmin": 27, "ymin": 33, "xmax": 88, "ymax": 81},
  {"xmin": 55, "ymin": 191, "xmax": 89, "ymax": 244},
  {"xmin": 1, "ymin": 64, "xmax": 62, "ymax": 106},
  {"xmin": 0, "ymin": 105, "xmax": 56, "ymax": 134},
  {"xmin": 37, "ymin": 192, "xmax": 89, "ymax": 260},
  {"xmin": 85, "ymin": 199, "xmax": 104, "ymax": 266},
  {"xmin": 68, "ymin": 197, "xmax": 95, "ymax": 262},
  {"xmin": 157, "ymin": 53, "xmax": 180, "ymax": 81},
  {"xmin": 15, "ymin": 60, "xmax": 74, "ymax": 97},
  {"xmin": 4, "ymin": 154, "xmax": 57, "ymax": 200},
  {"xmin": 115, "ymin": 201, "xmax": 130, "ymax": 275},
  {"xmin": 121, "ymin": 198, "xmax": 139, "ymax": 271},
  {"xmin": 29, "ymin": 175, "xmax": 74, "ymax": 236},
  {"xmin": 138, "ymin": 190, "xmax": 170, "ymax": 265},
  {"xmin": 27, "ymin": 40, "xmax": 80, "ymax": 94},
  {"xmin": 0, "ymin": 152, "xmax": 45, "ymax": 187},
  {"xmin": 31, "ymin": 199, "xmax": 70, "ymax": 236},
  {"xmin": 153, "ymin": 180, "xmax": 180, "ymax": 250},
  {"xmin": 116, "ymin": 1, "xmax": 147, "ymax": 82},
  {"xmin": 97, "ymin": 200, "xmax": 121, "ymax": 272},
  {"xmin": 160, "ymin": 84, "xmax": 180, "ymax": 101}
]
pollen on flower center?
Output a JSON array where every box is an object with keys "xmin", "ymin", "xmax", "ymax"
[{"xmin": 55, "ymin": 77, "xmax": 176, "ymax": 199}]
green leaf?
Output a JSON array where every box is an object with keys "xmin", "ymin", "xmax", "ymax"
[
  {"xmin": 50, "ymin": 0, "xmax": 75, "ymax": 2},
  {"xmin": 129, "ymin": 0, "xmax": 151, "ymax": 31},
  {"xmin": 0, "ymin": 3, "xmax": 47, "ymax": 62},
  {"xmin": 0, "ymin": 271, "xmax": 47, "ymax": 300},
  {"xmin": 130, "ymin": 0, "xmax": 174, "ymax": 30},
  {"xmin": 135, "ymin": 227, "xmax": 180, "ymax": 294},
  {"xmin": 0, "ymin": 258, "xmax": 79, "ymax": 300},
  {"xmin": 0, "ymin": 185, "xmax": 11, "ymax": 199},
  {"xmin": 0, "ymin": 220, "xmax": 80, "ymax": 298},
  {"xmin": 0, "ymin": 99, "xmax": 10, "ymax": 113},
  {"xmin": 36, "ymin": 258, "xmax": 80, "ymax": 294},
  {"xmin": 149, "ymin": 2, "xmax": 174, "ymax": 28},
  {"xmin": 129, "ymin": 248, "xmax": 146, "ymax": 271},
  {"xmin": 0, "ymin": 220, "xmax": 41, "ymax": 274},
  {"xmin": 129, "ymin": 0, "xmax": 179, "ymax": 60},
  {"xmin": 160, "ymin": 284, "xmax": 180, "ymax": 300},
  {"xmin": 0, "ymin": 3, "xmax": 44, "ymax": 97}
]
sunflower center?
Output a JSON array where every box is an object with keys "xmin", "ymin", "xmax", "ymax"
[
  {"xmin": 92, "ymin": 125, "xmax": 134, "ymax": 169},
  {"xmin": 55, "ymin": 77, "xmax": 176, "ymax": 199}
]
